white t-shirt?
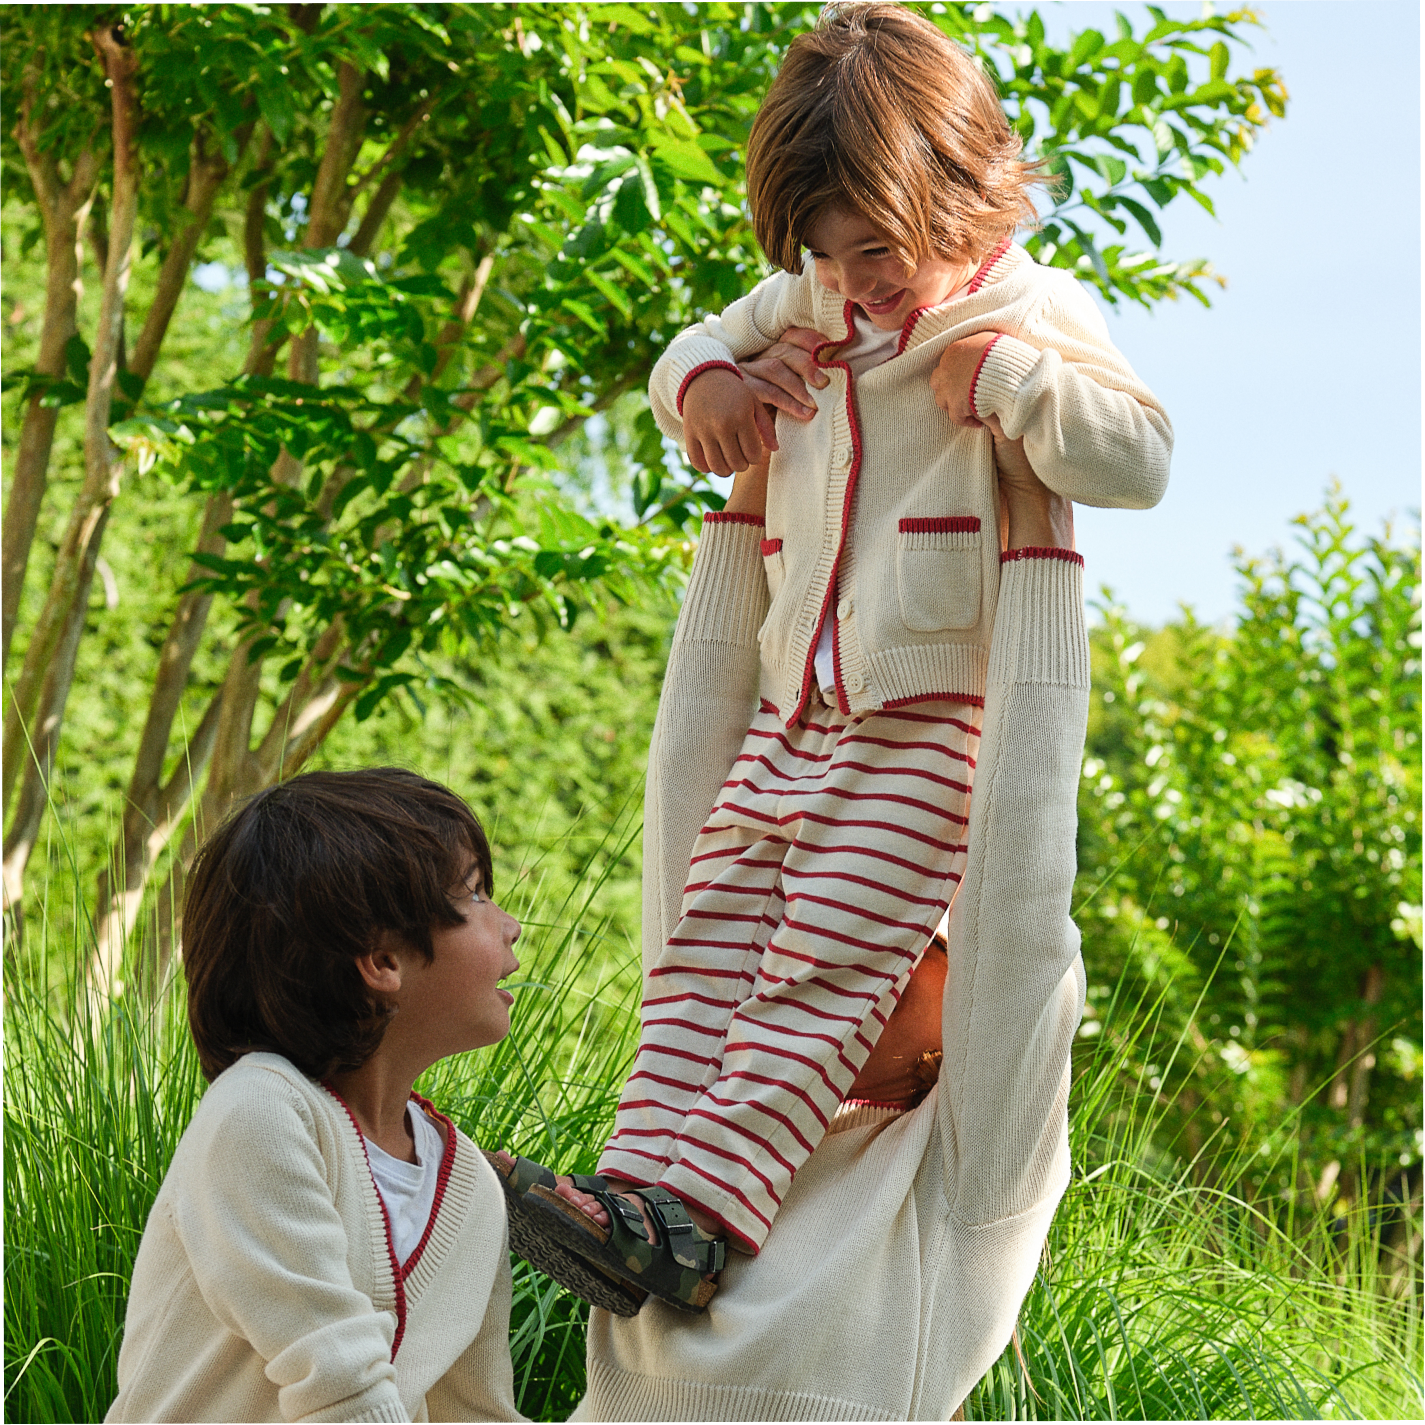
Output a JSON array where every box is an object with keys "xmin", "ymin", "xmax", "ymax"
[{"xmin": 364, "ymin": 1101, "xmax": 446, "ymax": 1265}]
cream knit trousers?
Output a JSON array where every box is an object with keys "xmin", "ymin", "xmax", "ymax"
[{"xmin": 600, "ymin": 695, "xmax": 979, "ymax": 1251}]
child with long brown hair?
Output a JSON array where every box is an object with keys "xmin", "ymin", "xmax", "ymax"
[{"xmin": 499, "ymin": 0, "xmax": 1166, "ymax": 1318}]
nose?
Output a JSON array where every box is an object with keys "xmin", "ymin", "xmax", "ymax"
[{"xmin": 839, "ymin": 261, "xmax": 878, "ymax": 301}]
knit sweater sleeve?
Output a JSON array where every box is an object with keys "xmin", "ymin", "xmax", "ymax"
[
  {"xmin": 970, "ymin": 273, "xmax": 1172, "ymax": 510},
  {"xmin": 647, "ymin": 267, "xmax": 818, "ymax": 444},
  {"xmin": 172, "ymin": 1071, "xmax": 408, "ymax": 1423},
  {"xmin": 642, "ymin": 513, "xmax": 768, "ymax": 974},
  {"xmin": 938, "ymin": 550, "xmax": 1089, "ymax": 1225}
]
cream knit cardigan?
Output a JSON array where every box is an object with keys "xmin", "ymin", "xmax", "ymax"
[
  {"xmin": 106, "ymin": 1054, "xmax": 523, "ymax": 1424},
  {"xmin": 648, "ymin": 242, "xmax": 1168, "ymax": 726},
  {"xmin": 579, "ymin": 518, "xmax": 1088, "ymax": 1421}
]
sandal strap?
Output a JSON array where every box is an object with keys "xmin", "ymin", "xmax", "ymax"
[
  {"xmin": 497, "ymin": 1153, "xmax": 608, "ymax": 1197},
  {"xmin": 609, "ymin": 1186, "xmax": 726, "ymax": 1274}
]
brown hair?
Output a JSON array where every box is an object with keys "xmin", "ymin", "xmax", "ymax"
[
  {"xmin": 183, "ymin": 767, "xmax": 493, "ymax": 1083},
  {"xmin": 745, "ymin": 1, "xmax": 1044, "ymax": 273}
]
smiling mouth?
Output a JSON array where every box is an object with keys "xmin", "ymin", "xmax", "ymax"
[{"xmin": 860, "ymin": 289, "xmax": 906, "ymax": 314}]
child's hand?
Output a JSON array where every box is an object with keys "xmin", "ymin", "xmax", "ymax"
[
  {"xmin": 737, "ymin": 326, "xmax": 830, "ymax": 424},
  {"xmin": 682, "ymin": 368, "xmax": 779, "ymax": 477},
  {"xmin": 682, "ymin": 327, "xmax": 830, "ymax": 477},
  {"xmin": 930, "ymin": 330, "xmax": 1005, "ymax": 429}
]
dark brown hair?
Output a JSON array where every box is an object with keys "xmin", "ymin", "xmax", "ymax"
[
  {"xmin": 745, "ymin": 1, "xmax": 1044, "ymax": 273},
  {"xmin": 183, "ymin": 768, "xmax": 493, "ymax": 1083}
]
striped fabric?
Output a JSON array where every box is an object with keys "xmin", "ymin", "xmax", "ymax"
[{"xmin": 599, "ymin": 695, "xmax": 980, "ymax": 1251}]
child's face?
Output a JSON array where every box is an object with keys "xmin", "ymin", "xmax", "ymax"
[
  {"xmin": 804, "ymin": 204, "xmax": 973, "ymax": 332},
  {"xmin": 394, "ymin": 867, "xmax": 521, "ymax": 1057}
]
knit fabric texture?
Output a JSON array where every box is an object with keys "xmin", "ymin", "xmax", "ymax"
[
  {"xmin": 106, "ymin": 1055, "xmax": 524, "ymax": 1423},
  {"xmin": 579, "ymin": 521, "xmax": 1089, "ymax": 1421},
  {"xmin": 648, "ymin": 243, "xmax": 1168, "ymax": 726}
]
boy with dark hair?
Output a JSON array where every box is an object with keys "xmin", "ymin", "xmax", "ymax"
[{"xmin": 108, "ymin": 768, "xmax": 540, "ymax": 1423}]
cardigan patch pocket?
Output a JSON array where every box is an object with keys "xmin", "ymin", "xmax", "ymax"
[
  {"xmin": 896, "ymin": 517, "xmax": 982, "ymax": 632},
  {"xmin": 760, "ymin": 537, "xmax": 786, "ymax": 601}
]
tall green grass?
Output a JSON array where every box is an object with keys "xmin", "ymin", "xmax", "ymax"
[{"xmin": 6, "ymin": 844, "xmax": 1420, "ymax": 1422}]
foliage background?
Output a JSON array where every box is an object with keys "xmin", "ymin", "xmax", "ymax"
[{"xmin": 2, "ymin": 2, "xmax": 1419, "ymax": 1421}]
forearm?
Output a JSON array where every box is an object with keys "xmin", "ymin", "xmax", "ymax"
[
  {"xmin": 970, "ymin": 292, "xmax": 1173, "ymax": 510},
  {"xmin": 938, "ymin": 551, "xmax": 1090, "ymax": 1223},
  {"xmin": 642, "ymin": 513, "xmax": 767, "ymax": 972}
]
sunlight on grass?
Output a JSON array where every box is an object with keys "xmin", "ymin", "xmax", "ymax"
[{"xmin": 5, "ymin": 821, "xmax": 1420, "ymax": 1423}]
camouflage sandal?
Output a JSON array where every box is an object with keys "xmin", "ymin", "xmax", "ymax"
[
  {"xmin": 484, "ymin": 1152, "xmax": 647, "ymax": 1317},
  {"xmin": 524, "ymin": 1180, "xmax": 725, "ymax": 1314}
]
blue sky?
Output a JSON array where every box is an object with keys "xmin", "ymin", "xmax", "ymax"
[{"xmin": 1039, "ymin": 0, "xmax": 1421, "ymax": 623}]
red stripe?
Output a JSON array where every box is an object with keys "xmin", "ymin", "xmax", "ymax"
[
  {"xmin": 731, "ymin": 751, "xmax": 974, "ymax": 794},
  {"xmin": 642, "ymin": 1015, "xmax": 728, "ymax": 1040},
  {"xmin": 704, "ymin": 510, "xmax": 764, "ymax": 527},
  {"xmin": 721, "ymin": 775, "xmax": 968, "ymax": 821},
  {"xmin": 723, "ymin": 1038, "xmax": 843, "ymax": 1097},
  {"xmin": 1002, "ymin": 546, "xmax": 1083, "ymax": 566},
  {"xmin": 968, "ymin": 236, "xmax": 1012, "ymax": 294},
  {"xmin": 787, "ymin": 835, "xmax": 963, "ymax": 880},
  {"xmin": 968, "ymin": 333, "xmax": 1004, "ymax": 420},
  {"xmin": 760, "ymin": 537, "xmax": 783, "ymax": 556},
  {"xmin": 883, "ymin": 691, "xmax": 986, "ymax": 712},
  {"xmin": 876, "ymin": 707, "xmax": 982, "ymax": 735},
  {"xmin": 784, "ymin": 890, "xmax": 938, "ymax": 937},
  {"xmin": 322, "ymin": 1083, "xmax": 407, "ymax": 1359},
  {"xmin": 729, "ymin": 1017, "xmax": 861, "ymax": 1078},
  {"xmin": 768, "ymin": 930, "xmax": 915, "ymax": 979},
  {"xmin": 780, "ymin": 862, "xmax": 950, "ymax": 907},
  {"xmin": 698, "ymin": 1090, "xmax": 818, "ymax": 1156},
  {"xmin": 676, "ymin": 1129, "xmax": 786, "ymax": 1197},
  {"xmin": 643, "ymin": 990, "xmax": 741, "ymax": 1012},
  {"xmin": 898, "ymin": 515, "xmax": 981, "ymax": 535},
  {"xmin": 716, "ymin": 1069, "xmax": 832, "ymax": 1130},
  {"xmin": 677, "ymin": 360, "xmax": 742, "ymax": 415},
  {"xmin": 633, "ymin": 1043, "xmax": 720, "ymax": 1069}
]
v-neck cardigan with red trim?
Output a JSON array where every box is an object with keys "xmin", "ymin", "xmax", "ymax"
[
  {"xmin": 649, "ymin": 242, "xmax": 1171, "ymax": 728},
  {"xmin": 106, "ymin": 1054, "xmax": 523, "ymax": 1424}
]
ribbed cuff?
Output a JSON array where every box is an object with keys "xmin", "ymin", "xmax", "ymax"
[
  {"xmin": 676, "ymin": 515, "xmax": 770, "ymax": 648},
  {"xmin": 987, "ymin": 552, "xmax": 1089, "ymax": 690},
  {"xmin": 971, "ymin": 333, "xmax": 1041, "ymax": 419},
  {"xmin": 662, "ymin": 334, "xmax": 741, "ymax": 415}
]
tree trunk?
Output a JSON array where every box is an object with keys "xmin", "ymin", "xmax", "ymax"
[
  {"xmin": 89, "ymin": 497, "xmax": 231, "ymax": 994},
  {"xmin": 2, "ymin": 28, "xmax": 142, "ymax": 913},
  {"xmin": 1346, "ymin": 963, "xmax": 1384, "ymax": 1129},
  {"xmin": 2, "ymin": 96, "xmax": 100, "ymax": 672}
]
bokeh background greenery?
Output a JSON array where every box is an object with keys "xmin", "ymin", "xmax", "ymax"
[{"xmin": 3, "ymin": 3, "xmax": 1418, "ymax": 1421}]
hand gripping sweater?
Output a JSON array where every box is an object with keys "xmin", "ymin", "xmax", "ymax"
[
  {"xmin": 578, "ymin": 518, "xmax": 1089, "ymax": 1421},
  {"xmin": 648, "ymin": 241, "xmax": 1168, "ymax": 727},
  {"xmin": 106, "ymin": 1054, "xmax": 524, "ymax": 1424}
]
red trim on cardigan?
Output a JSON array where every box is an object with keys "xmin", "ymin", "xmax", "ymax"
[
  {"xmin": 896, "ymin": 306, "xmax": 929, "ymax": 356},
  {"xmin": 897, "ymin": 516, "xmax": 981, "ymax": 535},
  {"xmin": 321, "ymin": 1082, "xmax": 408, "ymax": 1360},
  {"xmin": 967, "ymin": 236, "xmax": 1012, "ymax": 295},
  {"xmin": 1001, "ymin": 546, "xmax": 1084, "ymax": 567},
  {"xmin": 759, "ymin": 537, "xmax": 783, "ymax": 557},
  {"xmin": 704, "ymin": 510, "xmax": 764, "ymax": 528},
  {"xmin": 881, "ymin": 691, "xmax": 986, "ymax": 711},
  {"xmin": 792, "ymin": 298, "xmax": 864, "ymax": 728},
  {"xmin": 967, "ymin": 333, "xmax": 1003, "ymax": 420},
  {"xmin": 676, "ymin": 360, "xmax": 741, "ymax": 416},
  {"xmin": 399, "ymin": 1092, "xmax": 458, "ymax": 1280}
]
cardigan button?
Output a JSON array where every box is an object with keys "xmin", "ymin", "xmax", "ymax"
[
  {"xmin": 846, "ymin": 673, "xmax": 865, "ymax": 693},
  {"xmin": 834, "ymin": 445, "xmax": 852, "ymax": 469},
  {"xmin": 837, "ymin": 598, "xmax": 853, "ymax": 620}
]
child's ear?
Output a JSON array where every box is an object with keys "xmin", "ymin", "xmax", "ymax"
[{"xmin": 354, "ymin": 938, "xmax": 405, "ymax": 996}]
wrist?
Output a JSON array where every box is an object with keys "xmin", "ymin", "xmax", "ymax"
[
  {"xmin": 1004, "ymin": 489, "xmax": 1074, "ymax": 551},
  {"xmin": 722, "ymin": 458, "xmax": 769, "ymax": 518}
]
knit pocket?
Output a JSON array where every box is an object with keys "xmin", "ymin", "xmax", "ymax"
[
  {"xmin": 896, "ymin": 517, "xmax": 982, "ymax": 632},
  {"xmin": 760, "ymin": 537, "xmax": 786, "ymax": 601}
]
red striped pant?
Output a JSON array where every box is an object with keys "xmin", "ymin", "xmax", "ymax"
[{"xmin": 599, "ymin": 695, "xmax": 980, "ymax": 1252}]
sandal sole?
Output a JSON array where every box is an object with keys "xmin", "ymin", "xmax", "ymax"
[
  {"xmin": 486, "ymin": 1154, "xmax": 646, "ymax": 1317},
  {"xmin": 525, "ymin": 1184, "xmax": 716, "ymax": 1314}
]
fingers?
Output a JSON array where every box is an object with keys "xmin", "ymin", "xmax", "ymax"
[
  {"xmin": 778, "ymin": 326, "xmax": 831, "ymax": 353},
  {"xmin": 752, "ymin": 399, "xmax": 778, "ymax": 453},
  {"xmin": 741, "ymin": 370, "xmax": 809, "ymax": 418}
]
